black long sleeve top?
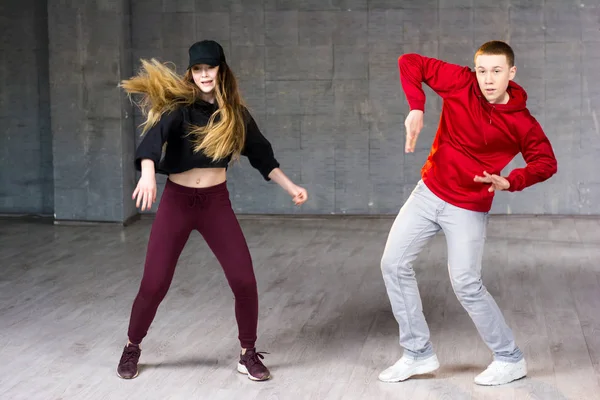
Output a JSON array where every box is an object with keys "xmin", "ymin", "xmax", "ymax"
[{"xmin": 134, "ymin": 100, "xmax": 280, "ymax": 181}]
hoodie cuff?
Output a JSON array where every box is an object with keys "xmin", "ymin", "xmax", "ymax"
[
  {"xmin": 409, "ymin": 102, "xmax": 425, "ymax": 113},
  {"xmin": 506, "ymin": 171, "xmax": 524, "ymax": 192}
]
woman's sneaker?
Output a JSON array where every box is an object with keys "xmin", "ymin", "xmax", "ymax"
[
  {"xmin": 237, "ymin": 348, "xmax": 271, "ymax": 381},
  {"xmin": 117, "ymin": 343, "xmax": 141, "ymax": 379}
]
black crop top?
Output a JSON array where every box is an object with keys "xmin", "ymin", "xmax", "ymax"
[{"xmin": 134, "ymin": 100, "xmax": 280, "ymax": 181}]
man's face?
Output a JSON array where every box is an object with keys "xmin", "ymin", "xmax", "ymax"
[{"xmin": 475, "ymin": 54, "xmax": 517, "ymax": 104}]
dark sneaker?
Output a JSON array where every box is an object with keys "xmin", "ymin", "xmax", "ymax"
[
  {"xmin": 237, "ymin": 348, "xmax": 271, "ymax": 381},
  {"xmin": 117, "ymin": 343, "xmax": 141, "ymax": 379}
]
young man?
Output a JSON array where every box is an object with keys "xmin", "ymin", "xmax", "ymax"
[{"xmin": 378, "ymin": 41, "xmax": 557, "ymax": 386}]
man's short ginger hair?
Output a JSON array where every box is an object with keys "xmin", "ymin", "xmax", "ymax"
[{"xmin": 475, "ymin": 41, "xmax": 515, "ymax": 67}]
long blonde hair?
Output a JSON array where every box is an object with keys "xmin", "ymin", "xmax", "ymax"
[{"xmin": 120, "ymin": 58, "xmax": 247, "ymax": 161}]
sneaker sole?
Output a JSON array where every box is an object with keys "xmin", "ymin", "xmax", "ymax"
[
  {"xmin": 237, "ymin": 362, "xmax": 271, "ymax": 381},
  {"xmin": 378, "ymin": 358, "xmax": 440, "ymax": 383},
  {"xmin": 474, "ymin": 370, "xmax": 527, "ymax": 386},
  {"xmin": 116, "ymin": 369, "xmax": 139, "ymax": 379}
]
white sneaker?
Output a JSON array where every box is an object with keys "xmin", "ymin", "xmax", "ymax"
[
  {"xmin": 474, "ymin": 358, "xmax": 527, "ymax": 386},
  {"xmin": 378, "ymin": 354, "xmax": 440, "ymax": 383}
]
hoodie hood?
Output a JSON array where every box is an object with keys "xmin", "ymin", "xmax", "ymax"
[{"xmin": 473, "ymin": 79, "xmax": 528, "ymax": 113}]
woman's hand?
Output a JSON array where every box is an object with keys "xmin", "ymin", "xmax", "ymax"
[
  {"xmin": 132, "ymin": 174, "xmax": 157, "ymax": 211},
  {"xmin": 133, "ymin": 160, "xmax": 157, "ymax": 211},
  {"xmin": 268, "ymin": 168, "xmax": 308, "ymax": 206},
  {"xmin": 288, "ymin": 184, "xmax": 308, "ymax": 206}
]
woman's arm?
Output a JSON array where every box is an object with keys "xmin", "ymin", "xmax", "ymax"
[
  {"xmin": 268, "ymin": 168, "xmax": 308, "ymax": 206},
  {"xmin": 133, "ymin": 108, "xmax": 182, "ymax": 211},
  {"xmin": 242, "ymin": 110, "xmax": 308, "ymax": 205}
]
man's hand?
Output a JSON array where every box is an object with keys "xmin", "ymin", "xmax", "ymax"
[
  {"xmin": 404, "ymin": 110, "xmax": 424, "ymax": 153},
  {"xmin": 474, "ymin": 171, "xmax": 510, "ymax": 192}
]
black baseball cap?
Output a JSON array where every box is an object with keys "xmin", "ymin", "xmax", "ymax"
[{"xmin": 187, "ymin": 40, "xmax": 226, "ymax": 69}]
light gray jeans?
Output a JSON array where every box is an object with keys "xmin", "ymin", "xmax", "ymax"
[{"xmin": 381, "ymin": 180, "xmax": 523, "ymax": 363}]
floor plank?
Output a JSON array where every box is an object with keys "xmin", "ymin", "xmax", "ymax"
[{"xmin": 1, "ymin": 216, "xmax": 599, "ymax": 399}]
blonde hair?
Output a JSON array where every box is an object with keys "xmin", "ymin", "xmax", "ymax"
[{"xmin": 120, "ymin": 58, "xmax": 247, "ymax": 161}]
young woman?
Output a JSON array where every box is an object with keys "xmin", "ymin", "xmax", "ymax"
[{"xmin": 116, "ymin": 40, "xmax": 308, "ymax": 382}]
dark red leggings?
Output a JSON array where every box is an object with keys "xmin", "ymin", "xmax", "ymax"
[{"xmin": 127, "ymin": 179, "xmax": 258, "ymax": 349}]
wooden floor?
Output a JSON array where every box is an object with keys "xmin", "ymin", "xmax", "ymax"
[{"xmin": 1, "ymin": 215, "xmax": 600, "ymax": 400}]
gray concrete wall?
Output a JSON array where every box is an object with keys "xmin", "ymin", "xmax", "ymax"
[
  {"xmin": 0, "ymin": 0, "xmax": 53, "ymax": 215},
  {"xmin": 47, "ymin": 0, "xmax": 137, "ymax": 223},
  {"xmin": 130, "ymin": 0, "xmax": 600, "ymax": 215},
  {"xmin": 1, "ymin": 0, "xmax": 599, "ymax": 220}
]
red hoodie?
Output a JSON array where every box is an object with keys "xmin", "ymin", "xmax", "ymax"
[{"xmin": 398, "ymin": 54, "xmax": 558, "ymax": 212}]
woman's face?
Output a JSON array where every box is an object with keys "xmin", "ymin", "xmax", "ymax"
[{"xmin": 191, "ymin": 64, "xmax": 219, "ymax": 94}]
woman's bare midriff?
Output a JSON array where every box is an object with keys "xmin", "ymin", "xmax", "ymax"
[{"xmin": 168, "ymin": 168, "xmax": 227, "ymax": 188}]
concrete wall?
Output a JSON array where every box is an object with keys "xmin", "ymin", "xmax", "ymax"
[
  {"xmin": 131, "ymin": 0, "xmax": 600, "ymax": 215},
  {"xmin": 0, "ymin": 0, "xmax": 53, "ymax": 215},
  {"xmin": 47, "ymin": 0, "xmax": 137, "ymax": 223},
  {"xmin": 1, "ymin": 0, "xmax": 599, "ymax": 221}
]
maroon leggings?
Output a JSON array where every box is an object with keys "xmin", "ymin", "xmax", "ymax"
[{"xmin": 127, "ymin": 179, "xmax": 258, "ymax": 349}]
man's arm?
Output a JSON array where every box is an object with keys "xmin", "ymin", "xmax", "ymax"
[
  {"xmin": 398, "ymin": 53, "xmax": 473, "ymax": 112},
  {"xmin": 505, "ymin": 121, "xmax": 558, "ymax": 192}
]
